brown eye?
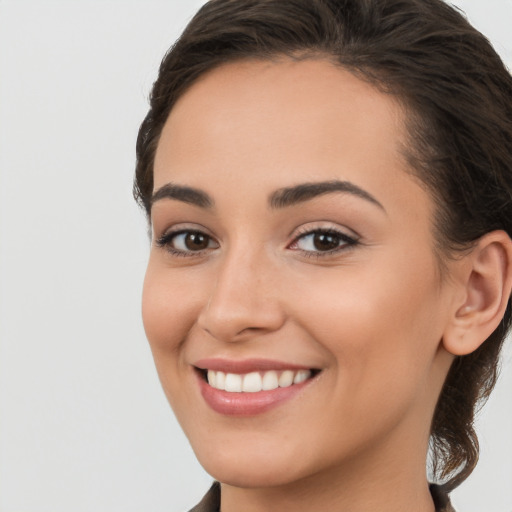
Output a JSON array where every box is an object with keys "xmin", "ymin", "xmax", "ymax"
[
  {"xmin": 312, "ymin": 233, "xmax": 340, "ymax": 251},
  {"xmin": 291, "ymin": 228, "xmax": 358, "ymax": 256},
  {"xmin": 184, "ymin": 232, "xmax": 210, "ymax": 250},
  {"xmin": 156, "ymin": 230, "xmax": 219, "ymax": 255}
]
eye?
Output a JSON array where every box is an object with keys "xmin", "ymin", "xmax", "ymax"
[
  {"xmin": 289, "ymin": 228, "xmax": 358, "ymax": 256},
  {"xmin": 156, "ymin": 229, "xmax": 219, "ymax": 256}
]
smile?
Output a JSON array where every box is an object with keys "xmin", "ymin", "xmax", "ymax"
[
  {"xmin": 194, "ymin": 360, "xmax": 320, "ymax": 416},
  {"xmin": 206, "ymin": 369, "xmax": 312, "ymax": 392}
]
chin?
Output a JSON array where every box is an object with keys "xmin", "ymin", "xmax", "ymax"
[
  {"xmin": 203, "ymin": 463, "xmax": 302, "ymax": 489},
  {"xmin": 193, "ymin": 442, "xmax": 312, "ymax": 489}
]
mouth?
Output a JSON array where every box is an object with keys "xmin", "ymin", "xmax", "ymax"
[{"xmin": 193, "ymin": 359, "xmax": 321, "ymax": 416}]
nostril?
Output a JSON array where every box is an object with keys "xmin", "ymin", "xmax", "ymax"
[{"xmin": 196, "ymin": 280, "xmax": 286, "ymax": 343}]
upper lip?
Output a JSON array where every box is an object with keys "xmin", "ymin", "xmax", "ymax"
[{"xmin": 193, "ymin": 358, "xmax": 316, "ymax": 374}]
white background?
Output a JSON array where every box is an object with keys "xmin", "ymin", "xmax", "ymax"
[{"xmin": 0, "ymin": 1, "xmax": 510, "ymax": 511}]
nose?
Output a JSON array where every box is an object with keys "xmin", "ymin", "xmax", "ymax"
[{"xmin": 197, "ymin": 244, "xmax": 286, "ymax": 342}]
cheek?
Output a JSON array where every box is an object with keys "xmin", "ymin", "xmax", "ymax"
[
  {"xmin": 141, "ymin": 262, "xmax": 210, "ymax": 413},
  {"xmin": 290, "ymin": 251, "xmax": 443, "ymax": 396},
  {"xmin": 141, "ymin": 262, "xmax": 204, "ymax": 357}
]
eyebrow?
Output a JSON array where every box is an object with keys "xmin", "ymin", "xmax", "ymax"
[
  {"xmin": 150, "ymin": 179, "xmax": 384, "ymax": 212},
  {"xmin": 269, "ymin": 180, "xmax": 385, "ymax": 211},
  {"xmin": 151, "ymin": 183, "xmax": 214, "ymax": 209}
]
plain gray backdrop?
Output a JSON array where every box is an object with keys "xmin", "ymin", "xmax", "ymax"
[{"xmin": 0, "ymin": 1, "xmax": 510, "ymax": 511}]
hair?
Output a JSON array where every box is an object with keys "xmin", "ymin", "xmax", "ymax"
[{"xmin": 134, "ymin": 0, "xmax": 512, "ymax": 493}]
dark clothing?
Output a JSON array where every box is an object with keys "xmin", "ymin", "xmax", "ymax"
[
  {"xmin": 189, "ymin": 481, "xmax": 455, "ymax": 512},
  {"xmin": 189, "ymin": 482, "xmax": 220, "ymax": 512}
]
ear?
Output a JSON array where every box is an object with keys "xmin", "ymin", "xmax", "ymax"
[{"xmin": 443, "ymin": 230, "xmax": 512, "ymax": 356}]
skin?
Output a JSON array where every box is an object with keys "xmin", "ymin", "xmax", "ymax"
[{"xmin": 142, "ymin": 59, "xmax": 484, "ymax": 512}]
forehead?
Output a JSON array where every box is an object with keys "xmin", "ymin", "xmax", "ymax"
[
  {"xmin": 153, "ymin": 58, "xmax": 430, "ymax": 223},
  {"xmin": 155, "ymin": 58, "xmax": 406, "ymax": 179}
]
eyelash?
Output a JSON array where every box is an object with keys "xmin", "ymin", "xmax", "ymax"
[
  {"xmin": 288, "ymin": 227, "xmax": 359, "ymax": 258},
  {"xmin": 155, "ymin": 227, "xmax": 359, "ymax": 259},
  {"xmin": 155, "ymin": 229, "xmax": 218, "ymax": 258}
]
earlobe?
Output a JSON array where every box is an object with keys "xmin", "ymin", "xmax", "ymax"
[{"xmin": 443, "ymin": 231, "xmax": 512, "ymax": 356}]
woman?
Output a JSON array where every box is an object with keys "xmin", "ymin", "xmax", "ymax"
[{"xmin": 134, "ymin": 1, "xmax": 512, "ymax": 510}]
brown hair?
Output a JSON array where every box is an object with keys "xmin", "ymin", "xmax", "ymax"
[{"xmin": 134, "ymin": 0, "xmax": 512, "ymax": 492}]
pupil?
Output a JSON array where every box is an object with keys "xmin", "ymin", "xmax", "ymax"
[
  {"xmin": 185, "ymin": 232, "xmax": 209, "ymax": 250},
  {"xmin": 313, "ymin": 233, "xmax": 339, "ymax": 251}
]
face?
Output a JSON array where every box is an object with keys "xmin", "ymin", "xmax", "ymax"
[{"xmin": 143, "ymin": 59, "xmax": 457, "ymax": 488}]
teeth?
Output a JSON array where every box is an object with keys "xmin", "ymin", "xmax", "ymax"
[
  {"xmin": 242, "ymin": 372, "xmax": 262, "ymax": 392},
  {"xmin": 207, "ymin": 370, "xmax": 216, "ymax": 388},
  {"xmin": 294, "ymin": 370, "xmax": 310, "ymax": 384},
  {"xmin": 224, "ymin": 373, "xmax": 242, "ymax": 392},
  {"xmin": 215, "ymin": 371, "xmax": 226, "ymax": 390},
  {"xmin": 278, "ymin": 370, "xmax": 294, "ymax": 387},
  {"xmin": 262, "ymin": 370, "xmax": 279, "ymax": 390},
  {"xmin": 206, "ymin": 369, "xmax": 312, "ymax": 392}
]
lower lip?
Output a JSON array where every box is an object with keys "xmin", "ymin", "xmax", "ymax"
[{"xmin": 197, "ymin": 373, "xmax": 315, "ymax": 416}]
